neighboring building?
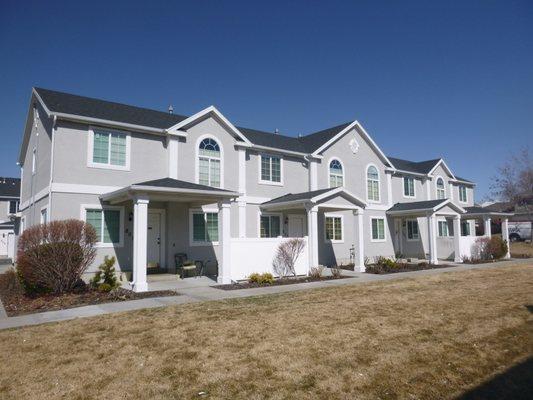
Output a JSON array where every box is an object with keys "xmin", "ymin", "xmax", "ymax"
[
  {"xmin": 0, "ymin": 177, "xmax": 20, "ymax": 259},
  {"xmin": 17, "ymin": 88, "xmax": 511, "ymax": 291},
  {"xmin": 482, "ymin": 196, "xmax": 532, "ymax": 240}
]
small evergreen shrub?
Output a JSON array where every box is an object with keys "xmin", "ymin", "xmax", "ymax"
[
  {"xmin": 248, "ymin": 272, "xmax": 275, "ymax": 285},
  {"xmin": 90, "ymin": 256, "xmax": 120, "ymax": 290},
  {"xmin": 97, "ymin": 283, "xmax": 113, "ymax": 293}
]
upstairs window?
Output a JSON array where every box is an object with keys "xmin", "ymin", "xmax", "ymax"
[
  {"xmin": 260, "ymin": 154, "xmax": 282, "ymax": 184},
  {"xmin": 198, "ymin": 138, "xmax": 221, "ymax": 188},
  {"xmin": 329, "ymin": 159, "xmax": 344, "ymax": 187},
  {"xmin": 436, "ymin": 177, "xmax": 446, "ymax": 199},
  {"xmin": 403, "ymin": 177, "xmax": 415, "ymax": 197},
  {"xmin": 260, "ymin": 214, "xmax": 281, "ymax": 238},
  {"xmin": 90, "ymin": 128, "xmax": 130, "ymax": 170},
  {"xmin": 459, "ymin": 185, "xmax": 467, "ymax": 202},
  {"xmin": 367, "ymin": 165, "xmax": 380, "ymax": 202}
]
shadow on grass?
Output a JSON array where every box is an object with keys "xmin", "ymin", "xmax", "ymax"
[{"xmin": 456, "ymin": 357, "xmax": 533, "ymax": 400}]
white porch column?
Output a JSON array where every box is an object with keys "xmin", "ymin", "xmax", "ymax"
[
  {"xmin": 306, "ymin": 204, "xmax": 319, "ymax": 269},
  {"xmin": 237, "ymin": 148, "xmax": 247, "ymax": 238},
  {"xmin": 483, "ymin": 216, "xmax": 492, "ymax": 238},
  {"xmin": 502, "ymin": 218, "xmax": 510, "ymax": 259},
  {"xmin": 218, "ymin": 200, "xmax": 232, "ymax": 284},
  {"xmin": 353, "ymin": 209, "xmax": 365, "ymax": 272},
  {"xmin": 132, "ymin": 196, "xmax": 149, "ymax": 292},
  {"xmin": 167, "ymin": 136, "xmax": 179, "ymax": 179},
  {"xmin": 427, "ymin": 214, "xmax": 438, "ymax": 265},
  {"xmin": 453, "ymin": 215, "xmax": 461, "ymax": 262}
]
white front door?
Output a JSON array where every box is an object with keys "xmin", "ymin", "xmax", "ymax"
[
  {"xmin": 147, "ymin": 212, "xmax": 161, "ymax": 267},
  {"xmin": 288, "ymin": 215, "xmax": 305, "ymax": 237}
]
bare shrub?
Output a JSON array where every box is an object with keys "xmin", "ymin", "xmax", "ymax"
[
  {"xmin": 309, "ymin": 265, "xmax": 324, "ymax": 279},
  {"xmin": 272, "ymin": 238, "xmax": 306, "ymax": 278},
  {"xmin": 470, "ymin": 236, "xmax": 509, "ymax": 262},
  {"xmin": 17, "ymin": 220, "xmax": 97, "ymax": 294},
  {"xmin": 330, "ymin": 266, "xmax": 343, "ymax": 278}
]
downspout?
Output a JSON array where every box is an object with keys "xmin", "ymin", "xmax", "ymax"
[{"xmin": 48, "ymin": 115, "xmax": 57, "ymax": 220}]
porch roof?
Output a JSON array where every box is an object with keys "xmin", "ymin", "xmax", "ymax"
[
  {"xmin": 462, "ymin": 206, "xmax": 514, "ymax": 218},
  {"xmin": 100, "ymin": 178, "xmax": 239, "ymax": 204},
  {"xmin": 261, "ymin": 187, "xmax": 366, "ymax": 211},
  {"xmin": 387, "ymin": 199, "xmax": 466, "ymax": 216}
]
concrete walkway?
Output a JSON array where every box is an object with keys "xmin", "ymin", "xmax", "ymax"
[{"xmin": 0, "ymin": 259, "xmax": 530, "ymax": 331}]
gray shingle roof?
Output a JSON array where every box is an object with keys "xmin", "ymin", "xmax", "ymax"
[
  {"xmin": 134, "ymin": 178, "xmax": 235, "ymax": 193},
  {"xmin": 35, "ymin": 87, "xmax": 188, "ymax": 129},
  {"xmin": 387, "ymin": 157, "xmax": 441, "ymax": 174},
  {"xmin": 387, "ymin": 200, "xmax": 447, "ymax": 212},
  {"xmin": 0, "ymin": 178, "xmax": 20, "ymax": 198},
  {"xmin": 262, "ymin": 188, "xmax": 334, "ymax": 206},
  {"xmin": 454, "ymin": 176, "xmax": 473, "ymax": 183}
]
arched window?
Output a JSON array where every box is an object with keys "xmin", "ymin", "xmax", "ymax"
[
  {"xmin": 436, "ymin": 177, "xmax": 446, "ymax": 199},
  {"xmin": 198, "ymin": 138, "xmax": 221, "ymax": 187},
  {"xmin": 329, "ymin": 159, "xmax": 344, "ymax": 187},
  {"xmin": 367, "ymin": 165, "xmax": 380, "ymax": 201}
]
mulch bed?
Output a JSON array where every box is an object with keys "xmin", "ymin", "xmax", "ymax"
[
  {"xmin": 214, "ymin": 275, "xmax": 348, "ymax": 290},
  {"xmin": 365, "ymin": 263, "xmax": 455, "ymax": 275},
  {"xmin": 0, "ymin": 271, "xmax": 178, "ymax": 317}
]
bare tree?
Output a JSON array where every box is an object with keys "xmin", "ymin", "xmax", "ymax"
[
  {"xmin": 272, "ymin": 238, "xmax": 306, "ymax": 278},
  {"xmin": 490, "ymin": 148, "xmax": 533, "ymax": 244}
]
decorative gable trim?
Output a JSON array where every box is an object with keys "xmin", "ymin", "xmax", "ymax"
[{"xmin": 428, "ymin": 159, "xmax": 456, "ymax": 180}]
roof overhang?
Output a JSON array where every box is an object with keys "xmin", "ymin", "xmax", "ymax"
[
  {"xmin": 261, "ymin": 187, "xmax": 366, "ymax": 211},
  {"xmin": 387, "ymin": 199, "xmax": 466, "ymax": 216},
  {"xmin": 100, "ymin": 184, "xmax": 239, "ymax": 205}
]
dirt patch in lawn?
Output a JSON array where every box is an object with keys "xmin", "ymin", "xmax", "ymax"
[
  {"xmin": 0, "ymin": 264, "xmax": 532, "ymax": 399},
  {"xmin": 214, "ymin": 275, "xmax": 348, "ymax": 290},
  {"xmin": 0, "ymin": 269, "xmax": 178, "ymax": 317}
]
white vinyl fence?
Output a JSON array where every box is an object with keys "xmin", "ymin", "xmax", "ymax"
[
  {"xmin": 458, "ymin": 236, "xmax": 482, "ymax": 259},
  {"xmin": 229, "ymin": 237, "xmax": 309, "ymax": 281}
]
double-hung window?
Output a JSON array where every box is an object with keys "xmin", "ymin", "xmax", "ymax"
[
  {"xmin": 90, "ymin": 128, "xmax": 129, "ymax": 170},
  {"xmin": 371, "ymin": 218, "xmax": 385, "ymax": 241},
  {"xmin": 406, "ymin": 219, "xmax": 419, "ymax": 240},
  {"xmin": 461, "ymin": 220, "xmax": 470, "ymax": 236},
  {"xmin": 403, "ymin": 177, "xmax": 415, "ymax": 197},
  {"xmin": 8, "ymin": 200, "xmax": 19, "ymax": 214},
  {"xmin": 438, "ymin": 220, "xmax": 449, "ymax": 237},
  {"xmin": 329, "ymin": 159, "xmax": 344, "ymax": 187},
  {"xmin": 260, "ymin": 154, "xmax": 282, "ymax": 184},
  {"xmin": 436, "ymin": 178, "xmax": 446, "ymax": 199},
  {"xmin": 192, "ymin": 211, "xmax": 219, "ymax": 244},
  {"xmin": 459, "ymin": 186, "xmax": 467, "ymax": 203},
  {"xmin": 198, "ymin": 138, "xmax": 221, "ymax": 188},
  {"xmin": 260, "ymin": 215, "xmax": 281, "ymax": 238},
  {"xmin": 325, "ymin": 216, "xmax": 343, "ymax": 242},
  {"xmin": 85, "ymin": 208, "xmax": 122, "ymax": 245}
]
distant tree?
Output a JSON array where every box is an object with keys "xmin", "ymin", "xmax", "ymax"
[{"xmin": 490, "ymin": 148, "xmax": 533, "ymax": 244}]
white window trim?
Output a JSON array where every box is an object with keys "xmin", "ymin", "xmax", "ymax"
[
  {"xmin": 257, "ymin": 211, "xmax": 283, "ymax": 238},
  {"xmin": 437, "ymin": 219, "xmax": 450, "ymax": 237},
  {"xmin": 324, "ymin": 213, "xmax": 344, "ymax": 243},
  {"xmin": 189, "ymin": 208, "xmax": 220, "ymax": 246},
  {"xmin": 435, "ymin": 176, "xmax": 446, "ymax": 199},
  {"xmin": 195, "ymin": 134, "xmax": 224, "ymax": 189},
  {"xmin": 80, "ymin": 204, "xmax": 125, "ymax": 248},
  {"xmin": 403, "ymin": 176, "xmax": 416, "ymax": 198},
  {"xmin": 87, "ymin": 126, "xmax": 131, "ymax": 171},
  {"xmin": 7, "ymin": 200, "xmax": 19, "ymax": 215},
  {"xmin": 370, "ymin": 216, "xmax": 387, "ymax": 242},
  {"xmin": 405, "ymin": 218, "xmax": 420, "ymax": 241},
  {"xmin": 258, "ymin": 153, "xmax": 284, "ymax": 186},
  {"xmin": 327, "ymin": 157, "xmax": 345, "ymax": 188},
  {"xmin": 458, "ymin": 185, "xmax": 468, "ymax": 203},
  {"xmin": 40, "ymin": 205, "xmax": 48, "ymax": 224},
  {"xmin": 366, "ymin": 163, "xmax": 381, "ymax": 203}
]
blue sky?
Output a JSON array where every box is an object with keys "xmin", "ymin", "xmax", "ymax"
[{"xmin": 1, "ymin": 0, "xmax": 531, "ymax": 201}]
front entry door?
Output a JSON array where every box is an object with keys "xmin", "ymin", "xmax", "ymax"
[
  {"xmin": 147, "ymin": 212, "xmax": 161, "ymax": 267},
  {"xmin": 288, "ymin": 215, "xmax": 305, "ymax": 237}
]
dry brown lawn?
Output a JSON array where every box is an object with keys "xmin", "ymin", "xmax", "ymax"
[
  {"xmin": 511, "ymin": 241, "xmax": 533, "ymax": 257},
  {"xmin": 0, "ymin": 264, "xmax": 532, "ymax": 399}
]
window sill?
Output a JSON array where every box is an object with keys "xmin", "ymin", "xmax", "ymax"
[
  {"xmin": 87, "ymin": 162, "xmax": 130, "ymax": 171},
  {"xmin": 190, "ymin": 241, "xmax": 220, "ymax": 247},
  {"xmin": 258, "ymin": 180, "xmax": 283, "ymax": 186},
  {"xmin": 370, "ymin": 238, "xmax": 386, "ymax": 243},
  {"xmin": 95, "ymin": 242, "xmax": 123, "ymax": 248},
  {"xmin": 325, "ymin": 239, "xmax": 344, "ymax": 244}
]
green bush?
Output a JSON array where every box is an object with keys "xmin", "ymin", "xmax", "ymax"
[
  {"xmin": 90, "ymin": 256, "xmax": 120, "ymax": 290},
  {"xmin": 98, "ymin": 283, "xmax": 113, "ymax": 292},
  {"xmin": 375, "ymin": 256, "xmax": 398, "ymax": 268},
  {"xmin": 248, "ymin": 272, "xmax": 274, "ymax": 285}
]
